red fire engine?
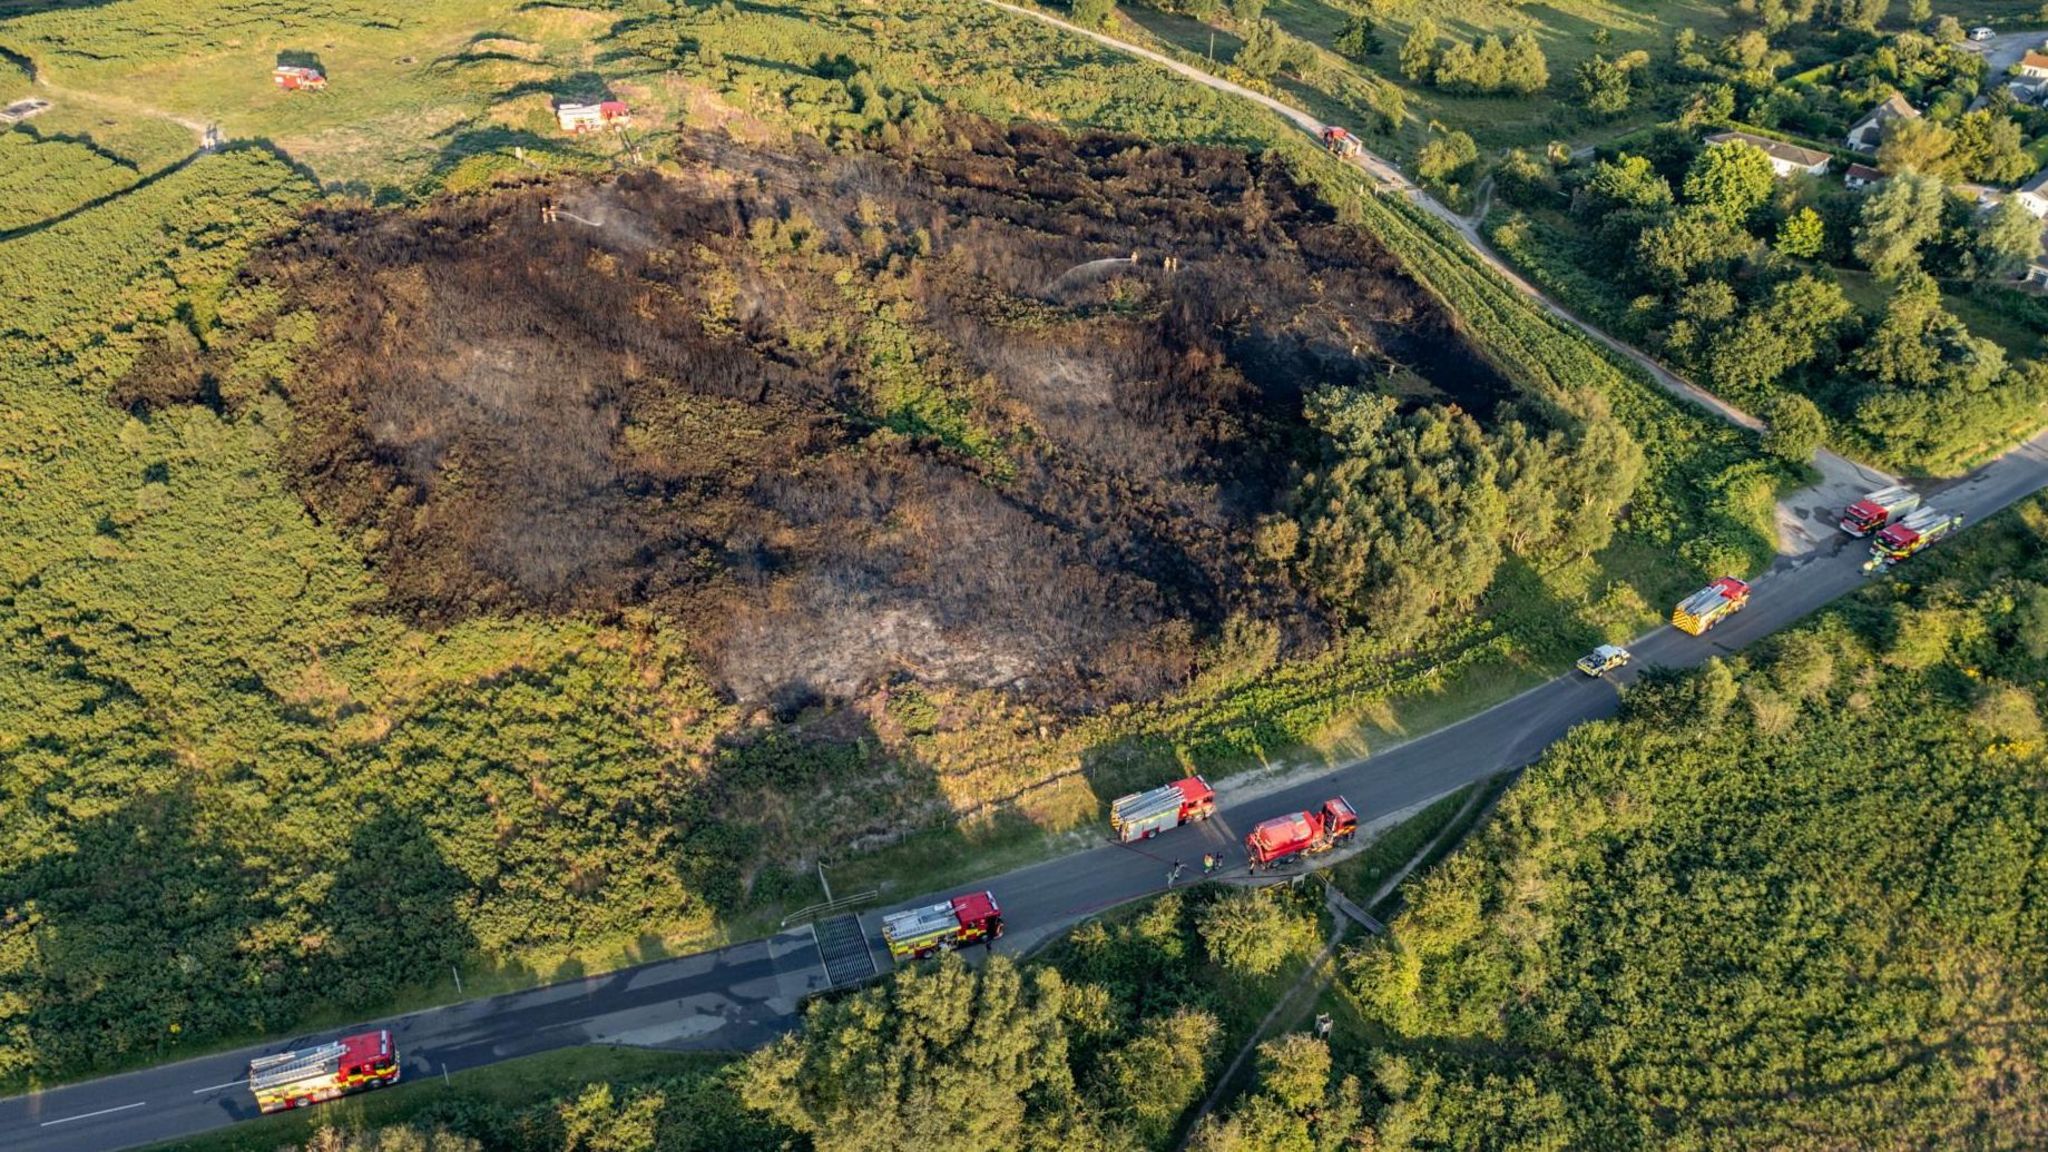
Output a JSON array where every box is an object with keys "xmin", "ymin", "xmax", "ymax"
[
  {"xmin": 881, "ymin": 891, "xmax": 1004, "ymax": 961},
  {"xmin": 1245, "ymin": 797, "xmax": 1359, "ymax": 871},
  {"xmin": 272, "ymin": 65, "xmax": 327, "ymax": 92},
  {"xmin": 1109, "ymin": 776, "xmax": 1215, "ymax": 842},
  {"xmin": 247, "ymin": 1029, "xmax": 399, "ymax": 1113}
]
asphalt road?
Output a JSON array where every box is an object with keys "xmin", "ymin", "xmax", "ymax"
[
  {"xmin": 0, "ymin": 930, "xmax": 826, "ymax": 1152},
  {"xmin": 10, "ymin": 432, "xmax": 2045, "ymax": 1152}
]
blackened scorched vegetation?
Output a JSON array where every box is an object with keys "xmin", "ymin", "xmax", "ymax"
[{"xmin": 259, "ymin": 123, "xmax": 1548, "ymax": 709}]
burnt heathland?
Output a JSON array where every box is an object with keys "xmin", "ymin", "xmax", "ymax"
[{"xmin": 262, "ymin": 123, "xmax": 1530, "ymax": 709}]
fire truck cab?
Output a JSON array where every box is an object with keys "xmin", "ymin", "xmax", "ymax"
[{"xmin": 1839, "ymin": 485, "xmax": 1919, "ymax": 537}]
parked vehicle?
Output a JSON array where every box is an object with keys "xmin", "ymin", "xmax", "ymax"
[
  {"xmin": 1109, "ymin": 776, "xmax": 1215, "ymax": 843},
  {"xmin": 1321, "ymin": 126, "xmax": 1363, "ymax": 158},
  {"xmin": 248, "ymin": 1030, "xmax": 398, "ymax": 1114},
  {"xmin": 272, "ymin": 65, "xmax": 327, "ymax": 91},
  {"xmin": 1672, "ymin": 577, "xmax": 1751, "ymax": 636},
  {"xmin": 1864, "ymin": 507, "xmax": 1963, "ymax": 572},
  {"xmin": 1839, "ymin": 485, "xmax": 1919, "ymax": 537},
  {"xmin": 1575, "ymin": 645, "xmax": 1632, "ymax": 677},
  {"xmin": 1245, "ymin": 797, "xmax": 1358, "ymax": 871},
  {"xmin": 881, "ymin": 891, "xmax": 1003, "ymax": 961}
]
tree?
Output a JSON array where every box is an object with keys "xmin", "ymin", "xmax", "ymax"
[
  {"xmin": 1853, "ymin": 171, "xmax": 1945, "ymax": 278},
  {"xmin": 1334, "ymin": 15, "xmax": 1380, "ymax": 61},
  {"xmin": 1950, "ymin": 111, "xmax": 2033, "ymax": 184},
  {"xmin": 1186, "ymin": 1096, "xmax": 1315, "ymax": 1152},
  {"xmin": 1400, "ymin": 17, "xmax": 1439, "ymax": 81},
  {"xmin": 1236, "ymin": 20, "xmax": 1289, "ymax": 79},
  {"xmin": 1634, "ymin": 209, "xmax": 1754, "ymax": 291},
  {"xmin": 1855, "ymin": 269, "xmax": 2005, "ymax": 390},
  {"xmin": 1504, "ymin": 30, "xmax": 1549, "ymax": 94},
  {"xmin": 740, "ymin": 956, "xmax": 1095, "ymax": 1152},
  {"xmin": 1976, "ymin": 195, "xmax": 2042, "ymax": 279},
  {"xmin": 1094, "ymin": 1009, "xmax": 1220, "ymax": 1145},
  {"xmin": 1434, "ymin": 39, "xmax": 1481, "ymax": 91},
  {"xmin": 1576, "ymin": 154, "xmax": 1673, "ymax": 217},
  {"xmin": 1877, "ymin": 117, "xmax": 1955, "ymax": 177},
  {"xmin": 1702, "ymin": 277, "xmax": 1850, "ymax": 398},
  {"xmin": 288, "ymin": 1128, "xmax": 481, "ymax": 1152},
  {"xmin": 1761, "ymin": 394, "xmax": 1827, "ymax": 462},
  {"xmin": 1775, "ymin": 206, "xmax": 1826, "ymax": 258},
  {"xmin": 1680, "ymin": 81, "xmax": 1737, "ymax": 127},
  {"xmin": 1071, "ymin": 0, "xmax": 1116, "ymax": 28},
  {"xmin": 1291, "ymin": 389, "xmax": 1505, "ymax": 633},
  {"xmin": 1255, "ymin": 1034, "xmax": 1332, "ymax": 1112},
  {"xmin": 1576, "ymin": 54, "xmax": 1632, "ymax": 115},
  {"xmin": 1414, "ymin": 127, "xmax": 1478, "ymax": 188},
  {"xmin": 1683, "ymin": 141, "xmax": 1778, "ymax": 223},
  {"xmin": 1906, "ymin": 0, "xmax": 1930, "ymax": 20},
  {"xmin": 560, "ymin": 1083, "xmax": 665, "ymax": 1152},
  {"xmin": 1196, "ymin": 888, "xmax": 1319, "ymax": 976},
  {"xmin": 1231, "ymin": 0, "xmax": 1264, "ymax": 23}
]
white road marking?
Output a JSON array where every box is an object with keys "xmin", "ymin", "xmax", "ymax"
[
  {"xmin": 39, "ymin": 1101, "xmax": 146, "ymax": 1127},
  {"xmin": 191, "ymin": 1080, "xmax": 245, "ymax": 1094}
]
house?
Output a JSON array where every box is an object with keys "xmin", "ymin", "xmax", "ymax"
[
  {"xmin": 2016, "ymin": 168, "xmax": 2048, "ymax": 217},
  {"xmin": 272, "ymin": 65, "xmax": 326, "ymax": 91},
  {"xmin": 1704, "ymin": 130, "xmax": 1830, "ymax": 179},
  {"xmin": 1846, "ymin": 93, "xmax": 1918, "ymax": 152},
  {"xmin": 556, "ymin": 100, "xmax": 631, "ymax": 133},
  {"xmin": 2020, "ymin": 50, "xmax": 2048, "ymax": 81},
  {"xmin": 1843, "ymin": 162, "xmax": 1883, "ymax": 190}
]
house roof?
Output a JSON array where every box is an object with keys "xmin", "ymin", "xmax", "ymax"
[
  {"xmin": 1849, "ymin": 93, "xmax": 1919, "ymax": 132},
  {"xmin": 1844, "ymin": 162, "xmax": 1883, "ymax": 183},
  {"xmin": 2023, "ymin": 50, "xmax": 2048, "ymax": 70},
  {"xmin": 1705, "ymin": 130, "xmax": 1830, "ymax": 169}
]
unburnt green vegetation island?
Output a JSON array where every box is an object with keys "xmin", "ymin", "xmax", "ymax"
[{"xmin": 2, "ymin": 0, "xmax": 2046, "ymax": 1148}]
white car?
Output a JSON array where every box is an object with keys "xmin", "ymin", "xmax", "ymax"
[
  {"xmin": 1575, "ymin": 645, "xmax": 1632, "ymax": 677},
  {"xmin": 1968, "ymin": 26, "xmax": 1994, "ymax": 41}
]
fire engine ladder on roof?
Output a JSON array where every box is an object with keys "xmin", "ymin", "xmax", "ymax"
[{"xmin": 249, "ymin": 1041, "xmax": 345, "ymax": 1091}]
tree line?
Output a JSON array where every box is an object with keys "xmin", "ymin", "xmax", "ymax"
[{"xmin": 1491, "ymin": 126, "xmax": 2048, "ymax": 472}]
